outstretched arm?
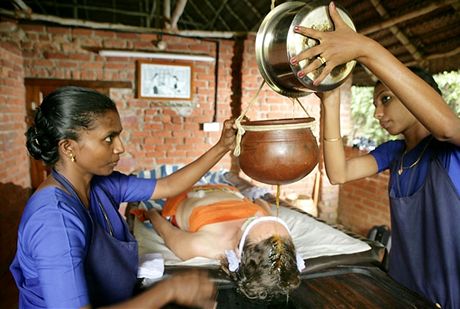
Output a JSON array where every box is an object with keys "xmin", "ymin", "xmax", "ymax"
[
  {"xmin": 294, "ymin": 2, "xmax": 460, "ymax": 146},
  {"xmin": 145, "ymin": 209, "xmax": 220, "ymax": 260},
  {"xmin": 152, "ymin": 119, "xmax": 237, "ymax": 199}
]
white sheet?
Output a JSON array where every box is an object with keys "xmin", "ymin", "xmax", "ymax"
[{"xmin": 134, "ymin": 204, "xmax": 371, "ymax": 267}]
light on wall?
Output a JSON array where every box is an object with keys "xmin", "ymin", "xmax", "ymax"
[{"xmin": 98, "ymin": 50, "xmax": 215, "ymax": 62}]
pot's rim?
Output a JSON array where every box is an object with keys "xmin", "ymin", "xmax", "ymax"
[
  {"xmin": 241, "ymin": 117, "xmax": 315, "ymax": 126},
  {"xmin": 255, "ymin": 1, "xmax": 309, "ymax": 97}
]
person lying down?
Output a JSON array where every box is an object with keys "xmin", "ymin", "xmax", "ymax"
[{"xmin": 132, "ymin": 184, "xmax": 305, "ymax": 301}]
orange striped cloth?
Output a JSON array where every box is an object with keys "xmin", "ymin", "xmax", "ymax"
[{"xmin": 162, "ymin": 184, "xmax": 269, "ymax": 232}]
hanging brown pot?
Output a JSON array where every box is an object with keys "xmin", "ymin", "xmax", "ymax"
[{"xmin": 237, "ymin": 117, "xmax": 319, "ymax": 185}]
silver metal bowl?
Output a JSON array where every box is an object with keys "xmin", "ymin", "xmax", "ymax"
[{"xmin": 256, "ymin": 1, "xmax": 356, "ymax": 97}]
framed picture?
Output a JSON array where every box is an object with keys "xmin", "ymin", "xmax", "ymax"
[{"xmin": 137, "ymin": 60, "xmax": 193, "ymax": 100}]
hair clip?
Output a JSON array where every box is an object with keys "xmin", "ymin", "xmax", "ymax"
[
  {"xmin": 225, "ymin": 249, "xmax": 240, "ymax": 272},
  {"xmin": 296, "ymin": 253, "xmax": 305, "ymax": 272}
]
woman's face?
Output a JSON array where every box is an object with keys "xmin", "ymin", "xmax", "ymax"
[
  {"xmin": 373, "ymin": 83, "xmax": 417, "ymax": 135},
  {"xmin": 72, "ymin": 110, "xmax": 125, "ymax": 176}
]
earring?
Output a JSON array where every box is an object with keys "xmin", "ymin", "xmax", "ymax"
[{"xmin": 69, "ymin": 153, "xmax": 76, "ymax": 162}]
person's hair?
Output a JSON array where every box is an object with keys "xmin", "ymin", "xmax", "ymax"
[
  {"xmin": 26, "ymin": 86, "xmax": 118, "ymax": 165},
  {"xmin": 375, "ymin": 66, "xmax": 442, "ymax": 95},
  {"xmin": 222, "ymin": 235, "xmax": 301, "ymax": 303}
]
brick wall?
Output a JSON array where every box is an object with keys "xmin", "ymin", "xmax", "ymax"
[
  {"xmin": 0, "ymin": 23, "xmax": 29, "ymax": 187},
  {"xmin": 1, "ymin": 21, "xmax": 389, "ymax": 233},
  {"xmin": 0, "ymin": 20, "xmax": 30, "ymax": 308},
  {"xmin": 13, "ymin": 23, "xmax": 329, "ymax": 213}
]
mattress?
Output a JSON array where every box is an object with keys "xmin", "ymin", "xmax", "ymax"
[{"xmin": 133, "ymin": 201, "xmax": 375, "ymax": 272}]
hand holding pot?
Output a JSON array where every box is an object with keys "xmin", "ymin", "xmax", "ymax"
[
  {"xmin": 217, "ymin": 118, "xmax": 237, "ymax": 152},
  {"xmin": 292, "ymin": 1, "xmax": 373, "ymax": 86}
]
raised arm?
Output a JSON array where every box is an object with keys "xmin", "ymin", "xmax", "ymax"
[
  {"xmin": 320, "ymin": 89, "xmax": 378, "ymax": 184},
  {"xmin": 152, "ymin": 119, "xmax": 236, "ymax": 199},
  {"xmin": 294, "ymin": 2, "xmax": 460, "ymax": 146}
]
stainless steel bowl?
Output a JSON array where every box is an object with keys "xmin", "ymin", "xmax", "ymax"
[{"xmin": 256, "ymin": 1, "xmax": 356, "ymax": 97}]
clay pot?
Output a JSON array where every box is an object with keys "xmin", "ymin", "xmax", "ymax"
[{"xmin": 238, "ymin": 117, "xmax": 319, "ymax": 185}]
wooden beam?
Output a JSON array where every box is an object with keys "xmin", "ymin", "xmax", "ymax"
[
  {"xmin": 184, "ymin": 1, "xmax": 208, "ymax": 26},
  {"xmin": 207, "ymin": 0, "xmax": 229, "ymax": 29},
  {"xmin": 24, "ymin": 78, "xmax": 132, "ymax": 89},
  {"xmin": 170, "ymin": 0, "xmax": 187, "ymax": 30},
  {"xmin": 361, "ymin": 0, "xmax": 458, "ymax": 35},
  {"xmin": 11, "ymin": 0, "xmax": 32, "ymax": 14},
  {"xmin": 29, "ymin": 1, "xmax": 151, "ymax": 18},
  {"xmin": 405, "ymin": 46, "xmax": 460, "ymax": 67},
  {"xmin": 224, "ymin": 3, "xmax": 248, "ymax": 31},
  {"xmin": 369, "ymin": 0, "xmax": 423, "ymax": 61},
  {"xmin": 0, "ymin": 8, "xmax": 240, "ymax": 38}
]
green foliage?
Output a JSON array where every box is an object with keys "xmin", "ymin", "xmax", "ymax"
[
  {"xmin": 350, "ymin": 70, "xmax": 460, "ymax": 146},
  {"xmin": 434, "ymin": 71, "xmax": 460, "ymax": 115}
]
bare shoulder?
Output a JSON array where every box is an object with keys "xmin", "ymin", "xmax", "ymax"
[{"xmin": 195, "ymin": 222, "xmax": 242, "ymax": 257}]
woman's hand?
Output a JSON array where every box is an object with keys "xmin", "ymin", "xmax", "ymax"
[
  {"xmin": 292, "ymin": 2, "xmax": 372, "ymax": 85},
  {"xmin": 162, "ymin": 270, "xmax": 217, "ymax": 309},
  {"xmin": 216, "ymin": 118, "xmax": 237, "ymax": 152}
]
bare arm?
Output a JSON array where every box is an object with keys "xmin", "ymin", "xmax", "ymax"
[
  {"xmin": 295, "ymin": 2, "xmax": 460, "ymax": 146},
  {"xmin": 320, "ymin": 89, "xmax": 378, "ymax": 184},
  {"xmin": 146, "ymin": 209, "xmax": 220, "ymax": 260},
  {"xmin": 152, "ymin": 119, "xmax": 237, "ymax": 199}
]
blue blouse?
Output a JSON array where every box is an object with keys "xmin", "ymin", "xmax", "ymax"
[
  {"xmin": 370, "ymin": 136, "xmax": 460, "ymax": 197},
  {"xmin": 10, "ymin": 172, "xmax": 156, "ymax": 308}
]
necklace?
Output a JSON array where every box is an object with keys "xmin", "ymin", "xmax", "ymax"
[{"xmin": 397, "ymin": 137, "xmax": 433, "ymax": 175}]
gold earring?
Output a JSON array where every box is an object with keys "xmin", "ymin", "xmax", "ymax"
[{"xmin": 69, "ymin": 153, "xmax": 76, "ymax": 162}]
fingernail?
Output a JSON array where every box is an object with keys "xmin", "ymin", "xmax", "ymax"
[
  {"xmin": 330, "ymin": 1, "xmax": 335, "ymax": 9},
  {"xmin": 297, "ymin": 71, "xmax": 305, "ymax": 78},
  {"xmin": 290, "ymin": 57, "xmax": 297, "ymax": 65},
  {"xmin": 294, "ymin": 25, "xmax": 300, "ymax": 32}
]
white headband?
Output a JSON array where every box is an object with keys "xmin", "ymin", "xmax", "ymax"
[{"xmin": 225, "ymin": 216, "xmax": 305, "ymax": 272}]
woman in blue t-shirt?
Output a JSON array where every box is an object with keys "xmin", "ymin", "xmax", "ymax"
[
  {"xmin": 291, "ymin": 2, "xmax": 460, "ymax": 308},
  {"xmin": 10, "ymin": 86, "xmax": 236, "ymax": 308}
]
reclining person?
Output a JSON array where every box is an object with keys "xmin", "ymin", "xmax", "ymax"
[{"xmin": 133, "ymin": 184, "xmax": 304, "ymax": 301}]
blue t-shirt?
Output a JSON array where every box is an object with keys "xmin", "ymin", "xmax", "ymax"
[
  {"xmin": 10, "ymin": 172, "xmax": 156, "ymax": 308},
  {"xmin": 370, "ymin": 136, "xmax": 460, "ymax": 197}
]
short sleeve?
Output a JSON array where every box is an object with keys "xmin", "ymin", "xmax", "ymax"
[
  {"xmin": 369, "ymin": 140, "xmax": 405, "ymax": 173},
  {"xmin": 94, "ymin": 172, "xmax": 157, "ymax": 205},
  {"xmin": 23, "ymin": 194, "xmax": 90, "ymax": 307}
]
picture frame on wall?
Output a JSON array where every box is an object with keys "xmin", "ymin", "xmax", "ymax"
[{"xmin": 137, "ymin": 60, "xmax": 193, "ymax": 100}]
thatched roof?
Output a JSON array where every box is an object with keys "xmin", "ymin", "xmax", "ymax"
[{"xmin": 1, "ymin": 0, "xmax": 459, "ymax": 85}]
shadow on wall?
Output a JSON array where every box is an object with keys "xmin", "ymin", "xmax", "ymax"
[{"xmin": 0, "ymin": 182, "xmax": 32, "ymax": 309}]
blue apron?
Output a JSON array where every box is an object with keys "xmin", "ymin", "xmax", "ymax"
[
  {"xmin": 52, "ymin": 170, "xmax": 139, "ymax": 307},
  {"xmin": 388, "ymin": 147, "xmax": 460, "ymax": 308}
]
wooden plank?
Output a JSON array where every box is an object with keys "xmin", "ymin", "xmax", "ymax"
[{"xmin": 24, "ymin": 78, "xmax": 132, "ymax": 89}]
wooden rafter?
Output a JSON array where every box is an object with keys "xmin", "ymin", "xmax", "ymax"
[
  {"xmin": 361, "ymin": 0, "xmax": 458, "ymax": 35},
  {"xmin": 31, "ymin": 1, "xmax": 151, "ymax": 18},
  {"xmin": 207, "ymin": 0, "xmax": 229, "ymax": 29},
  {"xmin": 187, "ymin": 0, "xmax": 226, "ymax": 30},
  {"xmin": 369, "ymin": 0, "xmax": 422, "ymax": 62},
  {"xmin": 0, "ymin": 7, "xmax": 239, "ymax": 38},
  {"xmin": 224, "ymin": 2, "xmax": 248, "ymax": 31}
]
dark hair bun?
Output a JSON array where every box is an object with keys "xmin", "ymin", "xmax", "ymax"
[{"xmin": 25, "ymin": 125, "xmax": 43, "ymax": 160}]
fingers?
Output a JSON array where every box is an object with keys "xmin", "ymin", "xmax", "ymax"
[
  {"xmin": 290, "ymin": 2, "xmax": 355, "ymax": 86},
  {"xmin": 328, "ymin": 2, "xmax": 346, "ymax": 29}
]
